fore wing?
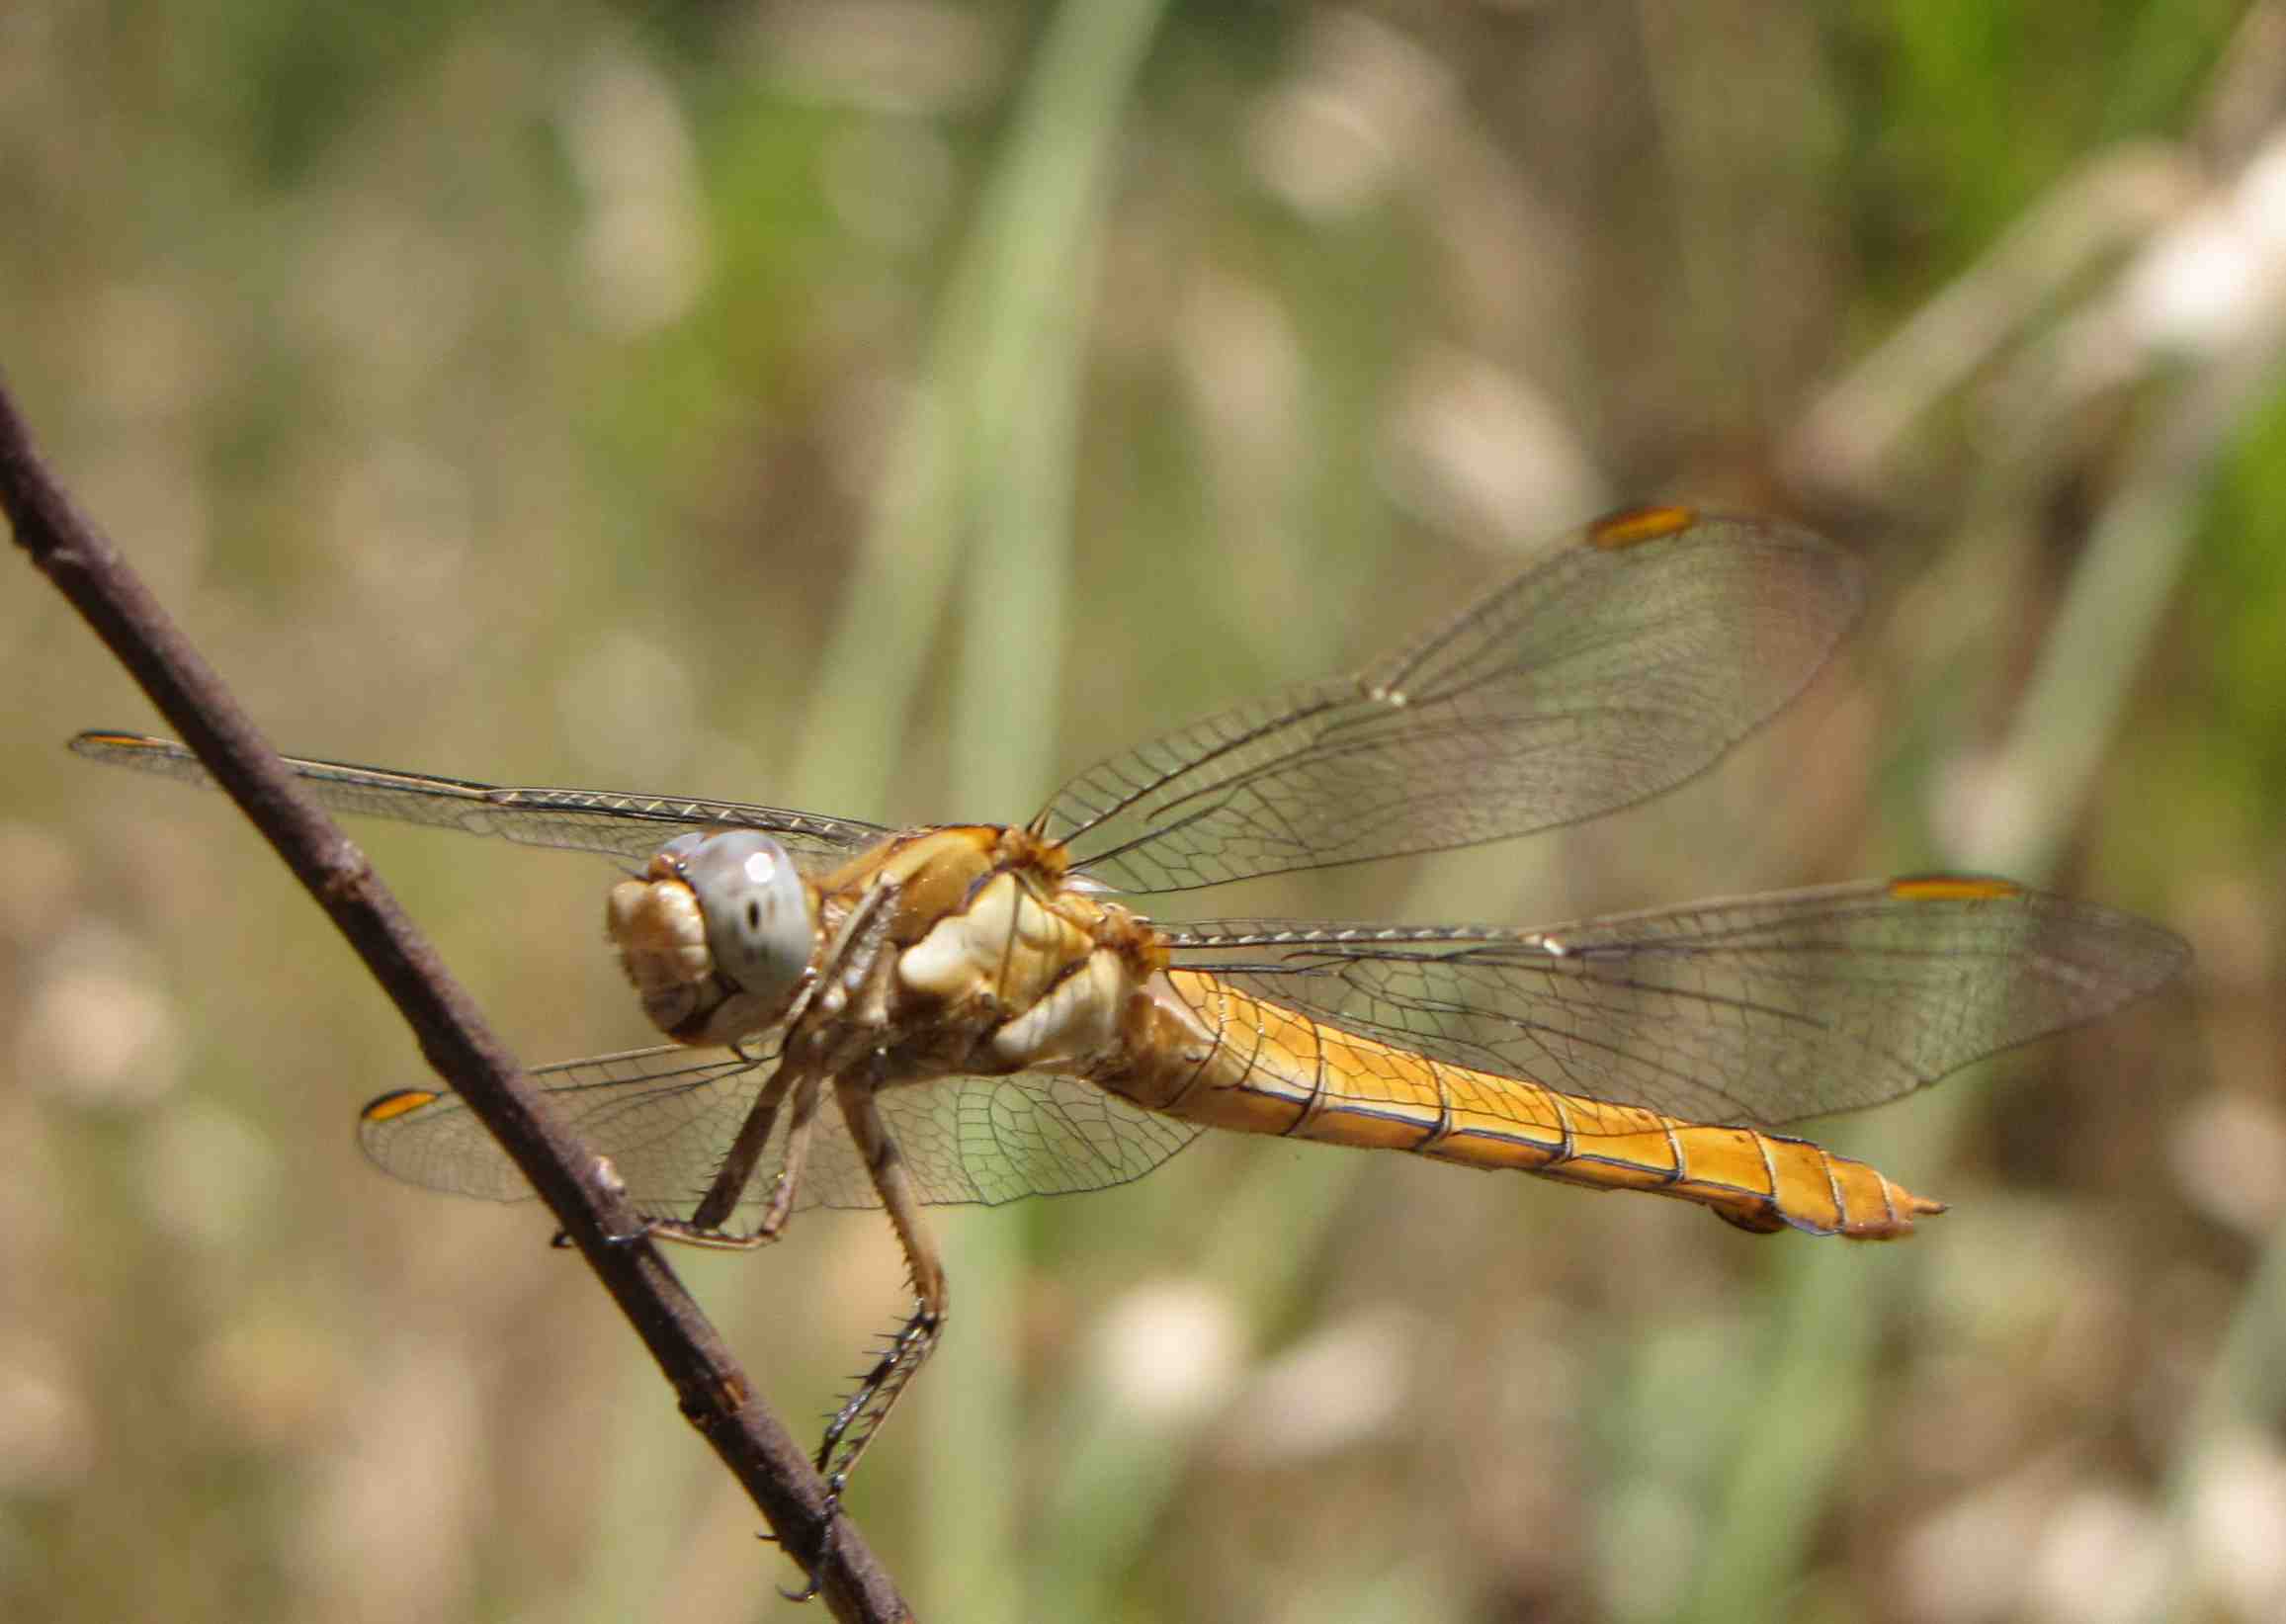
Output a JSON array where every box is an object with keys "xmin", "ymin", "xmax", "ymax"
[
  {"xmin": 359, "ymin": 1045, "xmax": 1203, "ymax": 1216},
  {"xmin": 1160, "ymin": 878, "xmax": 2187, "ymax": 1128},
  {"xmin": 1041, "ymin": 507, "xmax": 1864, "ymax": 894},
  {"xmin": 70, "ymin": 730, "xmax": 889, "ymax": 873}
]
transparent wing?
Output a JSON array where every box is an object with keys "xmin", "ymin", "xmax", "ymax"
[
  {"xmin": 361, "ymin": 1046, "xmax": 773, "ymax": 1214},
  {"xmin": 1162, "ymin": 878, "xmax": 2187, "ymax": 1129},
  {"xmin": 70, "ymin": 730, "xmax": 889, "ymax": 874},
  {"xmin": 1041, "ymin": 507, "xmax": 1865, "ymax": 894},
  {"xmin": 359, "ymin": 1045, "xmax": 1205, "ymax": 1217}
]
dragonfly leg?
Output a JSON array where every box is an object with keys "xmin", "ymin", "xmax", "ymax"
[
  {"xmin": 774, "ymin": 1476, "xmax": 845, "ymax": 1604},
  {"xmin": 645, "ymin": 1068, "xmax": 836, "ymax": 1251},
  {"xmin": 666, "ymin": 874, "xmax": 906, "ymax": 1242},
  {"xmin": 803, "ymin": 874, "xmax": 901, "ymax": 1032},
  {"xmin": 771, "ymin": 1299, "xmax": 936, "ymax": 1604},
  {"xmin": 546, "ymin": 1154, "xmax": 679, "ymax": 1250},
  {"xmin": 766, "ymin": 1065, "xmax": 943, "ymax": 1606},
  {"xmin": 638, "ymin": 1060, "xmax": 807, "ymax": 1248},
  {"xmin": 758, "ymin": 1068, "xmax": 827, "ymax": 1235},
  {"xmin": 813, "ymin": 1070, "xmax": 950, "ymax": 1490}
]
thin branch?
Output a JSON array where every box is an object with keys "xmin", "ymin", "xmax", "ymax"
[{"xmin": 0, "ymin": 374, "xmax": 912, "ymax": 1624}]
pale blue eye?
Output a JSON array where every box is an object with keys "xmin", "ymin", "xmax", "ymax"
[{"xmin": 676, "ymin": 831, "xmax": 813, "ymax": 1004}]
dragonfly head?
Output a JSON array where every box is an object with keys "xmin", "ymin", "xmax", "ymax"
[{"xmin": 606, "ymin": 829, "xmax": 817, "ymax": 1045}]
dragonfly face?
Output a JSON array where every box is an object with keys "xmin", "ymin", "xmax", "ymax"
[
  {"xmin": 69, "ymin": 504, "xmax": 2189, "ymax": 1553},
  {"xmin": 607, "ymin": 829, "xmax": 819, "ymax": 1045}
]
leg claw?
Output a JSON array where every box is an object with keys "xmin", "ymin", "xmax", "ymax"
[{"xmin": 773, "ymin": 1491, "xmax": 840, "ymax": 1604}]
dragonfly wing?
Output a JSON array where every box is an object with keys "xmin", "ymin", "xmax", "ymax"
[
  {"xmin": 1163, "ymin": 879, "xmax": 2187, "ymax": 1128},
  {"xmin": 360, "ymin": 1046, "xmax": 1204, "ymax": 1217},
  {"xmin": 70, "ymin": 730, "xmax": 889, "ymax": 873},
  {"xmin": 1042, "ymin": 508, "xmax": 1864, "ymax": 894},
  {"xmin": 861, "ymin": 1073, "xmax": 1207, "ymax": 1206},
  {"xmin": 360, "ymin": 1044, "xmax": 781, "ymax": 1219}
]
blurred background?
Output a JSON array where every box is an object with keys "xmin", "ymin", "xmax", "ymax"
[{"xmin": 2, "ymin": 2, "xmax": 2278, "ymax": 1620}]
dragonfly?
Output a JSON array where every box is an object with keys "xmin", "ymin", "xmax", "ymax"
[{"xmin": 75, "ymin": 503, "xmax": 2185, "ymax": 1557}]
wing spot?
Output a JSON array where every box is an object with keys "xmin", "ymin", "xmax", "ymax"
[
  {"xmin": 1889, "ymin": 874, "xmax": 2022, "ymax": 902},
  {"xmin": 1586, "ymin": 503, "xmax": 1698, "ymax": 551},
  {"xmin": 363, "ymin": 1088, "xmax": 440, "ymax": 1124}
]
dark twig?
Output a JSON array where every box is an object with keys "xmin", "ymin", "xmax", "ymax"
[{"xmin": 0, "ymin": 376, "xmax": 912, "ymax": 1624}]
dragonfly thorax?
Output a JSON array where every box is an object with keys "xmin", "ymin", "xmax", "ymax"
[{"xmin": 605, "ymin": 829, "xmax": 818, "ymax": 1046}]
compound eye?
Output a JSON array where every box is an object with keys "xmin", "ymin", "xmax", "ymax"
[{"xmin": 678, "ymin": 831, "xmax": 814, "ymax": 1007}]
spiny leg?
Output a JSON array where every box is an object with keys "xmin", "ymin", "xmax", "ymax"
[
  {"xmin": 777, "ymin": 1068, "xmax": 952, "ymax": 1603},
  {"xmin": 643, "ymin": 1060, "xmax": 799, "ymax": 1245},
  {"xmin": 758, "ymin": 1068, "xmax": 830, "ymax": 1236},
  {"xmin": 740, "ymin": 879, "xmax": 911, "ymax": 1599},
  {"xmin": 646, "ymin": 1065, "xmax": 826, "ymax": 1250},
  {"xmin": 822, "ymin": 1068, "xmax": 948, "ymax": 1483},
  {"xmin": 656, "ymin": 875, "xmax": 903, "ymax": 1247}
]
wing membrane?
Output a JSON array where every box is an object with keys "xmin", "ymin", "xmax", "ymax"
[
  {"xmin": 1041, "ymin": 509, "xmax": 1864, "ymax": 894},
  {"xmin": 71, "ymin": 730, "xmax": 889, "ymax": 872},
  {"xmin": 359, "ymin": 1045, "xmax": 1203, "ymax": 1217},
  {"xmin": 1162, "ymin": 880, "xmax": 2187, "ymax": 1128}
]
